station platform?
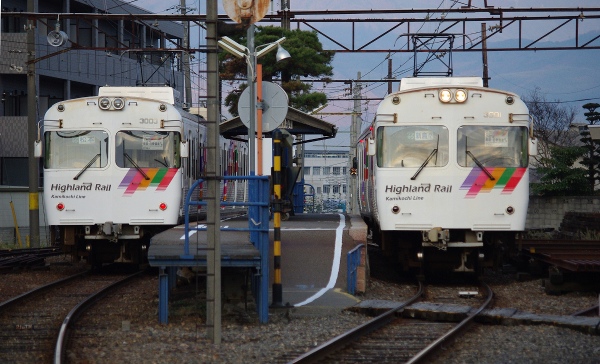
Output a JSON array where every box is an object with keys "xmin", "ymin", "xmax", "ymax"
[
  {"xmin": 147, "ymin": 215, "xmax": 269, "ymax": 325},
  {"xmin": 146, "ymin": 176, "xmax": 271, "ymax": 324},
  {"xmin": 148, "ymin": 221, "xmax": 261, "ymax": 268},
  {"xmin": 147, "ymin": 212, "xmax": 369, "ymax": 325}
]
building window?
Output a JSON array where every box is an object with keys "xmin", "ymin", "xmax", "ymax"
[
  {"xmin": 342, "ymin": 167, "xmax": 347, "ymax": 175},
  {"xmin": 317, "ymin": 187, "xmax": 321, "ymax": 194},
  {"xmin": 333, "ymin": 167, "xmax": 340, "ymax": 175},
  {"xmin": 303, "ymin": 166, "xmax": 310, "ymax": 175},
  {"xmin": 343, "ymin": 184, "xmax": 347, "ymax": 193},
  {"xmin": 323, "ymin": 185, "xmax": 330, "ymax": 194},
  {"xmin": 2, "ymin": 92, "xmax": 27, "ymax": 116},
  {"xmin": 313, "ymin": 167, "xmax": 321, "ymax": 175},
  {"xmin": 333, "ymin": 185, "xmax": 340, "ymax": 194},
  {"xmin": 1, "ymin": 157, "xmax": 29, "ymax": 186},
  {"xmin": 323, "ymin": 167, "xmax": 331, "ymax": 175}
]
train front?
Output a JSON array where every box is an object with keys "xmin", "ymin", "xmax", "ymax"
[
  {"xmin": 40, "ymin": 91, "xmax": 186, "ymax": 265},
  {"xmin": 367, "ymin": 77, "xmax": 536, "ymax": 274}
]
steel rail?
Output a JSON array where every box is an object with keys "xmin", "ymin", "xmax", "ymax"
[
  {"xmin": 406, "ymin": 281, "xmax": 493, "ymax": 364},
  {"xmin": 288, "ymin": 281, "xmax": 424, "ymax": 364},
  {"xmin": 0, "ymin": 270, "xmax": 90, "ymax": 310},
  {"xmin": 571, "ymin": 305, "xmax": 599, "ymax": 317},
  {"xmin": 0, "ymin": 247, "xmax": 64, "ymax": 271},
  {"xmin": 54, "ymin": 270, "xmax": 145, "ymax": 364},
  {"xmin": 0, "ymin": 247, "xmax": 61, "ymax": 257}
]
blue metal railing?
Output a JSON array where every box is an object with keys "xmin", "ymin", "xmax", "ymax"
[
  {"xmin": 302, "ymin": 183, "xmax": 316, "ymax": 213},
  {"xmin": 182, "ymin": 175, "xmax": 270, "ymax": 323},
  {"xmin": 346, "ymin": 243, "xmax": 364, "ymax": 295}
]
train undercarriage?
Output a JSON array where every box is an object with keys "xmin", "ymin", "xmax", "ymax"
[
  {"xmin": 373, "ymin": 227, "xmax": 517, "ymax": 277},
  {"xmin": 50, "ymin": 224, "xmax": 169, "ymax": 266}
]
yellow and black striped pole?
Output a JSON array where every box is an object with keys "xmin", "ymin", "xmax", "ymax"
[{"xmin": 272, "ymin": 129, "xmax": 283, "ymax": 307}]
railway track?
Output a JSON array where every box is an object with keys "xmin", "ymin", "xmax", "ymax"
[
  {"xmin": 0, "ymin": 267, "xmax": 143, "ymax": 363},
  {"xmin": 0, "ymin": 247, "xmax": 63, "ymax": 271},
  {"xmin": 571, "ymin": 305, "xmax": 600, "ymax": 317},
  {"xmin": 287, "ymin": 281, "xmax": 493, "ymax": 363}
]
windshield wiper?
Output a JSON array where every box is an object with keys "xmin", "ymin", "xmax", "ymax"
[
  {"xmin": 73, "ymin": 154, "xmax": 100, "ymax": 180},
  {"xmin": 154, "ymin": 157, "xmax": 168, "ymax": 167},
  {"xmin": 124, "ymin": 153, "xmax": 150, "ymax": 180},
  {"xmin": 411, "ymin": 135, "xmax": 439, "ymax": 180},
  {"xmin": 466, "ymin": 150, "xmax": 495, "ymax": 181}
]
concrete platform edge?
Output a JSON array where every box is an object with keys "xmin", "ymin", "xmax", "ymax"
[{"xmin": 348, "ymin": 299, "xmax": 600, "ymax": 336}]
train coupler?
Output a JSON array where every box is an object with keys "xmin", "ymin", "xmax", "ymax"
[{"xmin": 422, "ymin": 227, "xmax": 450, "ymax": 251}]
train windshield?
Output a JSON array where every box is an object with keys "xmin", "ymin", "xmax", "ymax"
[
  {"xmin": 376, "ymin": 126, "xmax": 449, "ymax": 168},
  {"xmin": 115, "ymin": 130, "xmax": 181, "ymax": 168},
  {"xmin": 457, "ymin": 126, "xmax": 528, "ymax": 167},
  {"xmin": 44, "ymin": 130, "xmax": 109, "ymax": 169}
]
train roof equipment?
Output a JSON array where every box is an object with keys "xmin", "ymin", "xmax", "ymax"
[
  {"xmin": 399, "ymin": 76, "xmax": 484, "ymax": 91},
  {"xmin": 98, "ymin": 86, "xmax": 182, "ymax": 106}
]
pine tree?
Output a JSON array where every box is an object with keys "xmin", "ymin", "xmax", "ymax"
[
  {"xmin": 531, "ymin": 146, "xmax": 589, "ymax": 196},
  {"xmin": 580, "ymin": 103, "xmax": 600, "ymax": 193},
  {"xmin": 219, "ymin": 26, "xmax": 334, "ymax": 116}
]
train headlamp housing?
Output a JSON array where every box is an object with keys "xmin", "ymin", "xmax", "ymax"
[
  {"xmin": 112, "ymin": 97, "xmax": 125, "ymax": 110},
  {"xmin": 455, "ymin": 89, "xmax": 468, "ymax": 103},
  {"xmin": 56, "ymin": 202, "xmax": 65, "ymax": 211},
  {"xmin": 159, "ymin": 202, "xmax": 167, "ymax": 211},
  {"xmin": 99, "ymin": 97, "xmax": 111, "ymax": 110},
  {"xmin": 439, "ymin": 89, "xmax": 452, "ymax": 103},
  {"xmin": 439, "ymin": 88, "xmax": 469, "ymax": 103},
  {"xmin": 98, "ymin": 97, "xmax": 126, "ymax": 111}
]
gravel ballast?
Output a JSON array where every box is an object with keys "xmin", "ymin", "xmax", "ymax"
[{"xmin": 0, "ymin": 256, "xmax": 599, "ymax": 363}]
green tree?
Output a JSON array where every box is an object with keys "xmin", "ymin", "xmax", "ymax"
[
  {"xmin": 219, "ymin": 26, "xmax": 334, "ymax": 116},
  {"xmin": 580, "ymin": 103, "xmax": 600, "ymax": 193},
  {"xmin": 530, "ymin": 146, "xmax": 589, "ymax": 196}
]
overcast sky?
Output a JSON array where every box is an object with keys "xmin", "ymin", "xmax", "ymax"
[{"xmin": 127, "ymin": 1, "xmax": 600, "ymax": 149}]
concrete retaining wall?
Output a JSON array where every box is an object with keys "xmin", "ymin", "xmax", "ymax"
[{"xmin": 526, "ymin": 196, "xmax": 600, "ymax": 231}]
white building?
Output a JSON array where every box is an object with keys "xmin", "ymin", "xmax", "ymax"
[{"xmin": 302, "ymin": 149, "xmax": 350, "ymax": 212}]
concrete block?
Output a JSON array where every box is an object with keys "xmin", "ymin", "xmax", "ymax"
[{"xmin": 356, "ymin": 265, "xmax": 366, "ymax": 293}]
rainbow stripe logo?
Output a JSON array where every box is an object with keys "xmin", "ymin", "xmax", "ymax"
[
  {"xmin": 118, "ymin": 168, "xmax": 177, "ymax": 196},
  {"xmin": 460, "ymin": 167, "xmax": 525, "ymax": 198}
]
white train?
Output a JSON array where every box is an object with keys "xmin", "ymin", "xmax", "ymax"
[
  {"xmin": 356, "ymin": 77, "xmax": 537, "ymax": 275},
  {"xmin": 37, "ymin": 86, "xmax": 248, "ymax": 265}
]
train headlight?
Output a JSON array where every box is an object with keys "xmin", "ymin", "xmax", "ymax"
[
  {"xmin": 159, "ymin": 202, "xmax": 167, "ymax": 211},
  {"xmin": 99, "ymin": 97, "xmax": 111, "ymax": 110},
  {"xmin": 506, "ymin": 96, "xmax": 515, "ymax": 105},
  {"xmin": 113, "ymin": 97, "xmax": 125, "ymax": 110},
  {"xmin": 455, "ymin": 89, "xmax": 468, "ymax": 103},
  {"xmin": 392, "ymin": 96, "xmax": 400, "ymax": 105},
  {"xmin": 391, "ymin": 205, "xmax": 400, "ymax": 214},
  {"xmin": 56, "ymin": 203, "xmax": 65, "ymax": 211},
  {"xmin": 439, "ymin": 89, "xmax": 452, "ymax": 103},
  {"xmin": 57, "ymin": 104, "xmax": 65, "ymax": 112},
  {"xmin": 506, "ymin": 206, "xmax": 515, "ymax": 215}
]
